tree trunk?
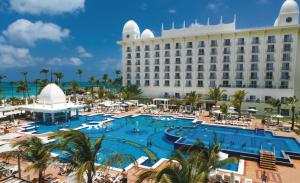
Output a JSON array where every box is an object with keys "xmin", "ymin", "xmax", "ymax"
[
  {"xmin": 38, "ymin": 170, "xmax": 43, "ymax": 183},
  {"xmin": 291, "ymin": 107, "xmax": 295, "ymax": 130},
  {"xmin": 17, "ymin": 154, "xmax": 21, "ymax": 179},
  {"xmin": 87, "ymin": 171, "xmax": 93, "ymax": 183}
]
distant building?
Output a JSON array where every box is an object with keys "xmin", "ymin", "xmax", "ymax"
[{"xmin": 118, "ymin": 0, "xmax": 300, "ymax": 114}]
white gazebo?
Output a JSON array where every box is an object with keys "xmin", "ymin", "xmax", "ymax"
[
  {"xmin": 20, "ymin": 83, "xmax": 85, "ymax": 123},
  {"xmin": 153, "ymin": 98, "xmax": 170, "ymax": 109}
]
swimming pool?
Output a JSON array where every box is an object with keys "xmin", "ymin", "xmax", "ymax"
[{"xmin": 165, "ymin": 124, "xmax": 300, "ymax": 165}]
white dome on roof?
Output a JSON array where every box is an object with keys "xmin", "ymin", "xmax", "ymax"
[
  {"xmin": 274, "ymin": 17, "xmax": 279, "ymax": 26},
  {"xmin": 37, "ymin": 83, "xmax": 66, "ymax": 105},
  {"xmin": 123, "ymin": 20, "xmax": 140, "ymax": 34},
  {"xmin": 141, "ymin": 29, "xmax": 155, "ymax": 39},
  {"xmin": 280, "ymin": 0, "xmax": 299, "ymax": 14}
]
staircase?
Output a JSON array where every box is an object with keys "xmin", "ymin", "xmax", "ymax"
[{"xmin": 259, "ymin": 150, "xmax": 276, "ymax": 170}]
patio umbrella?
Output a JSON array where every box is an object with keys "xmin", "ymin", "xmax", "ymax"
[
  {"xmin": 228, "ymin": 110, "xmax": 238, "ymax": 114},
  {"xmin": 212, "ymin": 110, "xmax": 222, "ymax": 114},
  {"xmin": 229, "ymin": 106, "xmax": 236, "ymax": 110},
  {"xmin": 248, "ymin": 108, "xmax": 258, "ymax": 112},
  {"xmin": 148, "ymin": 104, "xmax": 157, "ymax": 108},
  {"xmin": 272, "ymin": 114, "xmax": 284, "ymax": 118}
]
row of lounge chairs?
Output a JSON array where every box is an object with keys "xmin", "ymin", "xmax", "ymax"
[
  {"xmin": 210, "ymin": 173, "xmax": 243, "ymax": 183},
  {"xmin": 0, "ymin": 162, "xmax": 18, "ymax": 179},
  {"xmin": 214, "ymin": 120, "xmax": 251, "ymax": 127}
]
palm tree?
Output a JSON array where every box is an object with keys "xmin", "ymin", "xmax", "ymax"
[
  {"xmin": 76, "ymin": 69, "xmax": 83, "ymax": 82},
  {"xmin": 10, "ymin": 137, "xmax": 52, "ymax": 183},
  {"xmin": 8, "ymin": 81, "xmax": 16, "ymax": 98},
  {"xmin": 287, "ymin": 96, "xmax": 299, "ymax": 130},
  {"xmin": 40, "ymin": 69, "xmax": 49, "ymax": 81},
  {"xmin": 88, "ymin": 76, "xmax": 96, "ymax": 98},
  {"xmin": 220, "ymin": 103, "xmax": 228, "ymax": 116},
  {"xmin": 184, "ymin": 91, "xmax": 201, "ymax": 106},
  {"xmin": 16, "ymin": 81, "xmax": 28, "ymax": 99},
  {"xmin": 53, "ymin": 72, "xmax": 64, "ymax": 85},
  {"xmin": 0, "ymin": 75, "xmax": 7, "ymax": 98},
  {"xmin": 267, "ymin": 97, "xmax": 285, "ymax": 123},
  {"xmin": 115, "ymin": 70, "xmax": 121, "ymax": 79},
  {"xmin": 121, "ymin": 84, "xmax": 142, "ymax": 100},
  {"xmin": 33, "ymin": 79, "xmax": 40, "ymax": 99},
  {"xmin": 21, "ymin": 71, "xmax": 29, "ymax": 98},
  {"xmin": 71, "ymin": 80, "xmax": 79, "ymax": 101},
  {"xmin": 208, "ymin": 87, "xmax": 226, "ymax": 108},
  {"xmin": 231, "ymin": 90, "xmax": 247, "ymax": 117}
]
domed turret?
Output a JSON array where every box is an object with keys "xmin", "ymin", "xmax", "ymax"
[
  {"xmin": 38, "ymin": 83, "xmax": 66, "ymax": 105},
  {"xmin": 275, "ymin": 0, "xmax": 299, "ymax": 27},
  {"xmin": 141, "ymin": 29, "xmax": 155, "ymax": 39},
  {"xmin": 122, "ymin": 20, "xmax": 140, "ymax": 40}
]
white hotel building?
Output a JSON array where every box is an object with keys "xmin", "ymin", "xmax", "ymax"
[{"xmin": 118, "ymin": 0, "xmax": 300, "ymax": 113}]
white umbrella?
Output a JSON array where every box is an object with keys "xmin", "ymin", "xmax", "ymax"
[
  {"xmin": 229, "ymin": 106, "xmax": 236, "ymax": 110},
  {"xmin": 272, "ymin": 114, "xmax": 284, "ymax": 118},
  {"xmin": 228, "ymin": 110, "xmax": 238, "ymax": 114},
  {"xmin": 212, "ymin": 110, "xmax": 222, "ymax": 114},
  {"xmin": 148, "ymin": 104, "xmax": 157, "ymax": 108},
  {"xmin": 248, "ymin": 108, "xmax": 258, "ymax": 112},
  {"xmin": 218, "ymin": 151, "xmax": 228, "ymax": 161}
]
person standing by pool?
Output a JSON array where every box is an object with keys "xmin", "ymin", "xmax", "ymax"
[
  {"xmin": 261, "ymin": 171, "xmax": 268, "ymax": 183},
  {"xmin": 121, "ymin": 169, "xmax": 127, "ymax": 183}
]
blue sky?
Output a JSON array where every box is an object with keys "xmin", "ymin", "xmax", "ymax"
[{"xmin": 0, "ymin": 0, "xmax": 293, "ymax": 81}]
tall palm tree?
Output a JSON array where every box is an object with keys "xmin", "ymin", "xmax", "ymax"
[
  {"xmin": 16, "ymin": 81, "xmax": 28, "ymax": 99},
  {"xmin": 268, "ymin": 98, "xmax": 285, "ymax": 123},
  {"xmin": 21, "ymin": 71, "xmax": 29, "ymax": 98},
  {"xmin": 287, "ymin": 96, "xmax": 299, "ymax": 130},
  {"xmin": 88, "ymin": 76, "xmax": 96, "ymax": 98},
  {"xmin": 76, "ymin": 69, "xmax": 83, "ymax": 82},
  {"xmin": 40, "ymin": 69, "xmax": 49, "ymax": 81},
  {"xmin": 115, "ymin": 70, "xmax": 121, "ymax": 79},
  {"xmin": 0, "ymin": 75, "xmax": 7, "ymax": 98},
  {"xmin": 71, "ymin": 80, "xmax": 79, "ymax": 101},
  {"xmin": 10, "ymin": 137, "xmax": 52, "ymax": 183},
  {"xmin": 33, "ymin": 79, "xmax": 40, "ymax": 99},
  {"xmin": 121, "ymin": 84, "xmax": 142, "ymax": 100},
  {"xmin": 208, "ymin": 87, "xmax": 226, "ymax": 110},
  {"xmin": 53, "ymin": 72, "xmax": 64, "ymax": 85},
  {"xmin": 8, "ymin": 81, "xmax": 16, "ymax": 98},
  {"xmin": 231, "ymin": 90, "xmax": 247, "ymax": 117},
  {"xmin": 184, "ymin": 91, "xmax": 201, "ymax": 107}
]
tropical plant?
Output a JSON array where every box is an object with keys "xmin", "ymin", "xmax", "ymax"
[
  {"xmin": 33, "ymin": 79, "xmax": 40, "ymax": 99},
  {"xmin": 40, "ymin": 69, "xmax": 49, "ymax": 81},
  {"xmin": 76, "ymin": 69, "xmax": 83, "ymax": 82},
  {"xmin": 8, "ymin": 81, "xmax": 16, "ymax": 98},
  {"xmin": 208, "ymin": 87, "xmax": 226, "ymax": 108},
  {"xmin": 53, "ymin": 72, "xmax": 64, "ymax": 85},
  {"xmin": 287, "ymin": 96, "xmax": 299, "ymax": 130},
  {"xmin": 220, "ymin": 103, "xmax": 228, "ymax": 115},
  {"xmin": 231, "ymin": 90, "xmax": 247, "ymax": 117},
  {"xmin": 88, "ymin": 76, "xmax": 96, "ymax": 98},
  {"xmin": 0, "ymin": 75, "xmax": 7, "ymax": 98},
  {"xmin": 71, "ymin": 80, "xmax": 79, "ymax": 101},
  {"xmin": 267, "ymin": 97, "xmax": 285, "ymax": 123},
  {"xmin": 121, "ymin": 84, "xmax": 142, "ymax": 100},
  {"xmin": 184, "ymin": 91, "xmax": 201, "ymax": 107},
  {"xmin": 8, "ymin": 137, "xmax": 53, "ymax": 183},
  {"xmin": 21, "ymin": 71, "xmax": 29, "ymax": 98},
  {"xmin": 16, "ymin": 81, "xmax": 28, "ymax": 99}
]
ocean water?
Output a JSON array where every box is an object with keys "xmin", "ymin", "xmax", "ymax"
[{"xmin": 0, "ymin": 82, "xmax": 93, "ymax": 98}]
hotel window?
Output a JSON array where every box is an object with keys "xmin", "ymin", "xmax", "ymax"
[
  {"xmin": 154, "ymin": 73, "xmax": 160, "ymax": 79},
  {"xmin": 155, "ymin": 59, "xmax": 160, "ymax": 65},
  {"xmin": 236, "ymin": 81, "xmax": 243, "ymax": 88},
  {"xmin": 252, "ymin": 46, "xmax": 259, "ymax": 53},
  {"xmin": 237, "ymin": 38, "xmax": 245, "ymax": 45},
  {"xmin": 175, "ymin": 93, "xmax": 180, "ymax": 98},
  {"xmin": 211, "ymin": 56, "xmax": 217, "ymax": 63},
  {"xmin": 127, "ymin": 60, "xmax": 131, "ymax": 65},
  {"xmin": 267, "ymin": 35, "xmax": 276, "ymax": 44},
  {"xmin": 236, "ymin": 64, "xmax": 243, "ymax": 71},
  {"xmin": 186, "ymin": 73, "xmax": 192, "ymax": 79},
  {"xmin": 280, "ymin": 81, "xmax": 289, "ymax": 88},
  {"xmin": 175, "ymin": 80, "xmax": 181, "ymax": 87},
  {"xmin": 223, "ymin": 56, "xmax": 230, "ymax": 62},
  {"xmin": 127, "ymin": 67, "xmax": 131, "ymax": 72},
  {"xmin": 144, "ymin": 66, "xmax": 150, "ymax": 72},
  {"xmin": 222, "ymin": 73, "xmax": 229, "ymax": 80},
  {"xmin": 197, "ymin": 80, "xmax": 204, "ymax": 87},
  {"xmin": 281, "ymin": 63, "xmax": 290, "ymax": 71},
  {"xmin": 223, "ymin": 47, "xmax": 231, "ymax": 54},
  {"xmin": 252, "ymin": 37, "xmax": 260, "ymax": 44},
  {"xmin": 175, "ymin": 73, "xmax": 181, "ymax": 79},
  {"xmin": 198, "ymin": 49, "xmax": 205, "ymax": 55},
  {"xmin": 165, "ymin": 51, "xmax": 170, "ymax": 57},
  {"xmin": 145, "ymin": 59, "xmax": 150, "ymax": 65},
  {"xmin": 237, "ymin": 47, "xmax": 244, "ymax": 54},
  {"xmin": 164, "ymin": 73, "xmax": 170, "ymax": 79},
  {"xmin": 135, "ymin": 73, "xmax": 140, "ymax": 79},
  {"xmin": 198, "ymin": 65, "xmax": 204, "ymax": 71},
  {"xmin": 284, "ymin": 34, "xmax": 293, "ymax": 42},
  {"xmin": 224, "ymin": 39, "xmax": 231, "ymax": 46},
  {"xmin": 198, "ymin": 73, "xmax": 204, "ymax": 79},
  {"xmin": 222, "ymin": 81, "xmax": 229, "ymax": 87},
  {"xmin": 251, "ymin": 64, "xmax": 258, "ymax": 71},
  {"xmin": 175, "ymin": 58, "xmax": 181, "ymax": 64},
  {"xmin": 144, "ymin": 73, "xmax": 150, "ymax": 79},
  {"xmin": 223, "ymin": 64, "xmax": 230, "ymax": 71},
  {"xmin": 164, "ymin": 43, "xmax": 171, "ymax": 50},
  {"xmin": 237, "ymin": 55, "xmax": 244, "ymax": 62},
  {"xmin": 127, "ymin": 80, "xmax": 131, "ymax": 85},
  {"xmin": 198, "ymin": 57, "xmax": 204, "ymax": 63},
  {"xmin": 136, "ymin": 80, "xmax": 140, "ymax": 86},
  {"xmin": 145, "ymin": 52, "xmax": 150, "ymax": 58},
  {"xmin": 283, "ymin": 53, "xmax": 291, "ymax": 61},
  {"xmin": 250, "ymin": 81, "xmax": 257, "ymax": 88},
  {"xmin": 154, "ymin": 44, "xmax": 160, "ymax": 50},
  {"xmin": 186, "ymin": 42, "xmax": 193, "ymax": 48},
  {"xmin": 135, "ymin": 46, "xmax": 141, "ymax": 52},
  {"xmin": 164, "ymin": 80, "xmax": 170, "ymax": 87},
  {"xmin": 186, "ymin": 50, "xmax": 193, "ymax": 56},
  {"xmin": 236, "ymin": 73, "xmax": 243, "ymax": 80},
  {"xmin": 126, "ymin": 74, "xmax": 131, "ymax": 79},
  {"xmin": 144, "ymin": 80, "xmax": 150, "ymax": 86},
  {"xmin": 209, "ymin": 81, "xmax": 216, "ymax": 87},
  {"xmin": 126, "ymin": 47, "xmax": 131, "ymax": 52},
  {"xmin": 251, "ymin": 55, "xmax": 259, "ymax": 62},
  {"xmin": 211, "ymin": 48, "xmax": 218, "ymax": 55},
  {"xmin": 211, "ymin": 40, "xmax": 218, "ymax": 47},
  {"xmin": 135, "ymin": 60, "xmax": 140, "ymax": 65},
  {"xmin": 266, "ymin": 63, "xmax": 273, "ymax": 71},
  {"xmin": 186, "ymin": 65, "xmax": 192, "ymax": 71},
  {"xmin": 154, "ymin": 66, "xmax": 160, "ymax": 72},
  {"xmin": 265, "ymin": 72, "xmax": 273, "ymax": 80},
  {"xmin": 175, "ymin": 43, "xmax": 182, "ymax": 49},
  {"xmin": 154, "ymin": 80, "xmax": 160, "ymax": 86},
  {"xmin": 210, "ymin": 65, "xmax": 217, "ymax": 71},
  {"xmin": 186, "ymin": 80, "xmax": 192, "ymax": 87},
  {"xmin": 209, "ymin": 73, "xmax": 216, "ymax": 79},
  {"xmin": 283, "ymin": 44, "xmax": 292, "ymax": 52},
  {"xmin": 175, "ymin": 65, "xmax": 181, "ymax": 72},
  {"xmin": 165, "ymin": 58, "xmax": 170, "ymax": 64},
  {"xmin": 145, "ymin": 45, "xmax": 150, "ymax": 51},
  {"xmin": 281, "ymin": 72, "xmax": 290, "ymax": 80},
  {"xmin": 165, "ymin": 66, "xmax": 170, "ymax": 72},
  {"xmin": 126, "ymin": 54, "xmax": 131, "ymax": 59},
  {"xmin": 135, "ymin": 67, "xmax": 140, "ymax": 72},
  {"xmin": 265, "ymin": 81, "xmax": 273, "ymax": 88},
  {"xmin": 267, "ymin": 45, "xmax": 275, "ymax": 52},
  {"xmin": 186, "ymin": 57, "xmax": 193, "ymax": 64},
  {"xmin": 135, "ymin": 53, "xmax": 141, "ymax": 58},
  {"xmin": 266, "ymin": 54, "xmax": 274, "ymax": 62},
  {"xmin": 198, "ymin": 41, "xmax": 205, "ymax": 47},
  {"xmin": 155, "ymin": 52, "xmax": 160, "ymax": 57},
  {"xmin": 175, "ymin": 50, "xmax": 181, "ymax": 57},
  {"xmin": 250, "ymin": 72, "xmax": 258, "ymax": 80}
]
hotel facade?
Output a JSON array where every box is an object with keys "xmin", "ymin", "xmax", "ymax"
[{"xmin": 118, "ymin": 0, "xmax": 300, "ymax": 114}]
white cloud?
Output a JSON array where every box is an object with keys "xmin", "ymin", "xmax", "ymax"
[
  {"xmin": 206, "ymin": 0, "xmax": 229, "ymax": 12},
  {"xmin": 47, "ymin": 57, "xmax": 82, "ymax": 66},
  {"xmin": 207, "ymin": 3, "xmax": 217, "ymax": 11},
  {"xmin": 76, "ymin": 46, "xmax": 92, "ymax": 58},
  {"xmin": 168, "ymin": 9, "xmax": 176, "ymax": 14},
  {"xmin": 3, "ymin": 19, "xmax": 70, "ymax": 46},
  {"xmin": 0, "ymin": 43, "xmax": 38, "ymax": 68},
  {"xmin": 9, "ymin": 0, "xmax": 85, "ymax": 15}
]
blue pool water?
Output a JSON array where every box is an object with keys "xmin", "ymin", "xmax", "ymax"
[{"xmin": 167, "ymin": 125, "xmax": 300, "ymax": 159}]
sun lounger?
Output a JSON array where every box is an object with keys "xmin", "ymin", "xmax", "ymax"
[{"xmin": 245, "ymin": 178, "xmax": 253, "ymax": 183}]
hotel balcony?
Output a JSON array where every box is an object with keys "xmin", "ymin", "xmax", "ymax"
[
  {"xmin": 284, "ymin": 37, "xmax": 293, "ymax": 42},
  {"xmin": 223, "ymin": 50, "xmax": 231, "ymax": 54},
  {"xmin": 236, "ymin": 68, "xmax": 244, "ymax": 71},
  {"xmin": 235, "ymin": 76, "xmax": 244, "ymax": 80},
  {"xmin": 266, "ymin": 68, "xmax": 274, "ymax": 71},
  {"xmin": 266, "ymin": 48, "xmax": 275, "ymax": 53},
  {"xmin": 281, "ymin": 67, "xmax": 290, "ymax": 71},
  {"xmin": 175, "ymin": 53, "xmax": 181, "ymax": 57},
  {"xmin": 222, "ymin": 76, "xmax": 230, "ymax": 80},
  {"xmin": 283, "ymin": 47, "xmax": 292, "ymax": 52},
  {"xmin": 265, "ymin": 76, "xmax": 274, "ymax": 80},
  {"xmin": 250, "ymin": 76, "xmax": 258, "ymax": 80},
  {"xmin": 281, "ymin": 76, "xmax": 290, "ymax": 80},
  {"xmin": 251, "ymin": 40, "xmax": 260, "ymax": 44}
]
